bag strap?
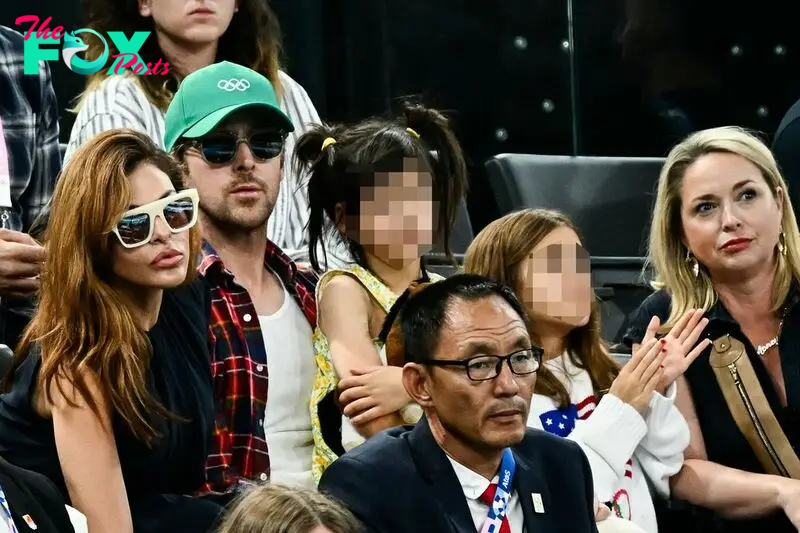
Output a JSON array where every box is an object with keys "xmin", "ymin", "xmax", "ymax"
[{"xmin": 709, "ymin": 334, "xmax": 800, "ymax": 479}]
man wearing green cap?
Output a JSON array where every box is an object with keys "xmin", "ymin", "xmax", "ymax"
[{"xmin": 165, "ymin": 61, "xmax": 320, "ymax": 499}]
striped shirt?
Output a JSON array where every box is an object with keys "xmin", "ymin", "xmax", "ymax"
[
  {"xmin": 0, "ymin": 26, "xmax": 62, "ymax": 232},
  {"xmin": 63, "ymin": 70, "xmax": 351, "ymax": 269}
]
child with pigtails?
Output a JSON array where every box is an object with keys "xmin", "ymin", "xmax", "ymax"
[{"xmin": 293, "ymin": 102, "xmax": 469, "ymax": 482}]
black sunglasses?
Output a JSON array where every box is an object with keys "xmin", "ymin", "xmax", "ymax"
[
  {"xmin": 420, "ymin": 348, "xmax": 543, "ymax": 382},
  {"xmin": 184, "ymin": 130, "xmax": 287, "ymax": 164}
]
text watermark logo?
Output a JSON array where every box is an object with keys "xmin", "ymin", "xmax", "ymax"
[{"xmin": 16, "ymin": 16, "xmax": 170, "ymax": 76}]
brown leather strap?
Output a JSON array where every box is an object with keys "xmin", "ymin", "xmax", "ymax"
[{"xmin": 709, "ymin": 335, "xmax": 800, "ymax": 479}]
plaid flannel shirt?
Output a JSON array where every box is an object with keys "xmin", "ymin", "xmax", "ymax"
[
  {"xmin": 198, "ymin": 239, "xmax": 318, "ymax": 495},
  {"xmin": 0, "ymin": 26, "xmax": 61, "ymax": 232}
]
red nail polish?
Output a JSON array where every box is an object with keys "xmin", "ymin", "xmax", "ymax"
[
  {"xmin": 660, "ymin": 339, "xmax": 666, "ymax": 344},
  {"xmin": 660, "ymin": 364, "xmax": 664, "ymax": 368}
]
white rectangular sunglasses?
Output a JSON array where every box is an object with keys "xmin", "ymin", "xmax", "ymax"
[{"xmin": 112, "ymin": 189, "xmax": 199, "ymax": 249}]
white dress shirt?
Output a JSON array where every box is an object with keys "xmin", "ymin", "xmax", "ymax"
[
  {"xmin": 65, "ymin": 506, "xmax": 88, "ymax": 533},
  {"xmin": 446, "ymin": 455, "xmax": 525, "ymax": 533}
]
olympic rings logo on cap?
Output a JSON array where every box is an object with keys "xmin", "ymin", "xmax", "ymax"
[{"xmin": 217, "ymin": 78, "xmax": 251, "ymax": 92}]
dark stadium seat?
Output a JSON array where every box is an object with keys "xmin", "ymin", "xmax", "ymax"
[
  {"xmin": 485, "ymin": 154, "xmax": 664, "ymax": 257},
  {"xmin": 484, "ymin": 154, "xmax": 663, "ymax": 341},
  {"xmin": 432, "ymin": 199, "xmax": 474, "ymax": 256},
  {"xmin": 424, "ymin": 252, "xmax": 463, "ymax": 279},
  {"xmin": 592, "ymin": 257, "xmax": 654, "ymax": 344}
]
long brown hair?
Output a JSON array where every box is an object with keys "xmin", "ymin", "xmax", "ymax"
[
  {"xmin": 463, "ymin": 209, "xmax": 618, "ymax": 408},
  {"xmin": 216, "ymin": 484, "xmax": 362, "ymax": 533},
  {"xmin": 7, "ymin": 129, "xmax": 199, "ymax": 446},
  {"xmin": 74, "ymin": 0, "xmax": 284, "ymax": 112}
]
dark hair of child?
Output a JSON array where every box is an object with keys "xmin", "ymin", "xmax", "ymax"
[{"xmin": 294, "ymin": 102, "xmax": 469, "ymax": 273}]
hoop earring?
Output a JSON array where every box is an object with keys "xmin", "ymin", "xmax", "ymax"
[
  {"xmin": 778, "ymin": 231, "xmax": 787, "ymax": 257},
  {"xmin": 686, "ymin": 249, "xmax": 699, "ymax": 278}
]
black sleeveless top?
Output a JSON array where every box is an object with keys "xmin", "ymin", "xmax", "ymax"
[
  {"xmin": 0, "ymin": 277, "xmax": 215, "ymax": 502},
  {"xmin": 623, "ymin": 288, "xmax": 800, "ymax": 533}
]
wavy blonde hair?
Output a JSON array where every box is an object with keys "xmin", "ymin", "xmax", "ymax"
[
  {"xmin": 216, "ymin": 484, "xmax": 362, "ymax": 533},
  {"xmin": 648, "ymin": 126, "xmax": 800, "ymax": 327}
]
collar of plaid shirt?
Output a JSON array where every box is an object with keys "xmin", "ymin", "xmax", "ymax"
[{"xmin": 197, "ymin": 238, "xmax": 318, "ymax": 495}]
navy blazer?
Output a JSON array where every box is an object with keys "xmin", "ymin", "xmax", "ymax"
[
  {"xmin": 319, "ymin": 418, "xmax": 598, "ymax": 533},
  {"xmin": 0, "ymin": 456, "xmax": 75, "ymax": 533}
]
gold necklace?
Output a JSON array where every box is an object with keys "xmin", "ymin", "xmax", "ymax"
[{"xmin": 755, "ymin": 319, "xmax": 783, "ymax": 356}]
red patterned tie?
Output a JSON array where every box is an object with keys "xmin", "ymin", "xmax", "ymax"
[{"xmin": 479, "ymin": 483, "xmax": 512, "ymax": 533}]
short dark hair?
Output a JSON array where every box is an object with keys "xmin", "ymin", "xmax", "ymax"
[{"xmin": 383, "ymin": 274, "xmax": 530, "ymax": 365}]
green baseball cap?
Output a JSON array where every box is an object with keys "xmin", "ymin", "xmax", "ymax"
[{"xmin": 163, "ymin": 61, "xmax": 294, "ymax": 151}]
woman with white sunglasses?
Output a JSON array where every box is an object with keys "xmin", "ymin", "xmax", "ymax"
[{"xmin": 0, "ymin": 129, "xmax": 223, "ymax": 533}]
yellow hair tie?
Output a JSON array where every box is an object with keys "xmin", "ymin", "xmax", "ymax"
[
  {"xmin": 406, "ymin": 128, "xmax": 420, "ymax": 139},
  {"xmin": 321, "ymin": 137, "xmax": 337, "ymax": 151}
]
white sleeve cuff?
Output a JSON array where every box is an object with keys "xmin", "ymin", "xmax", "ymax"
[{"xmin": 570, "ymin": 394, "xmax": 647, "ymax": 475}]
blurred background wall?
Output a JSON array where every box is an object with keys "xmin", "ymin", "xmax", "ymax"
[{"xmin": 3, "ymin": 0, "xmax": 798, "ymax": 231}]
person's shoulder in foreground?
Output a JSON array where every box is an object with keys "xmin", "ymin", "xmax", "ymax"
[
  {"xmin": 318, "ymin": 425, "xmax": 442, "ymax": 533},
  {"xmin": 319, "ymin": 424, "xmax": 414, "ymax": 477},
  {"xmin": 0, "ymin": 455, "xmax": 76, "ymax": 532}
]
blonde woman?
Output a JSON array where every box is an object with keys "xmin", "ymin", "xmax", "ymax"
[
  {"xmin": 216, "ymin": 484, "xmax": 361, "ymax": 533},
  {"xmin": 623, "ymin": 126, "xmax": 800, "ymax": 533}
]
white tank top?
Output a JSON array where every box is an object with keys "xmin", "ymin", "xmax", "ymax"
[{"xmin": 258, "ymin": 275, "xmax": 316, "ymax": 490}]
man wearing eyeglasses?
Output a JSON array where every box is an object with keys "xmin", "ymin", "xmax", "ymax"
[
  {"xmin": 319, "ymin": 274, "xmax": 599, "ymax": 533},
  {"xmin": 164, "ymin": 62, "xmax": 320, "ymax": 500}
]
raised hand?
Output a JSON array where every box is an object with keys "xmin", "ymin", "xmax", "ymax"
[
  {"xmin": 640, "ymin": 310, "xmax": 710, "ymax": 392},
  {"xmin": 609, "ymin": 336, "xmax": 665, "ymax": 414}
]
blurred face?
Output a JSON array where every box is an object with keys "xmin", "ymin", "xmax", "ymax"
[
  {"xmin": 110, "ymin": 163, "xmax": 194, "ymax": 288},
  {"xmin": 680, "ymin": 152, "xmax": 783, "ymax": 279},
  {"xmin": 309, "ymin": 527, "xmax": 333, "ymax": 533},
  {"xmin": 183, "ymin": 109, "xmax": 284, "ymax": 236},
  {"xmin": 517, "ymin": 225, "xmax": 592, "ymax": 330},
  {"xmin": 138, "ymin": 0, "xmax": 236, "ymax": 44},
  {"xmin": 424, "ymin": 296, "xmax": 536, "ymax": 452},
  {"xmin": 348, "ymin": 157, "xmax": 436, "ymax": 268}
]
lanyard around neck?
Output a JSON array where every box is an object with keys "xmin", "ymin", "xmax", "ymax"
[
  {"xmin": 480, "ymin": 448, "xmax": 516, "ymax": 533},
  {"xmin": 0, "ymin": 485, "xmax": 19, "ymax": 533}
]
